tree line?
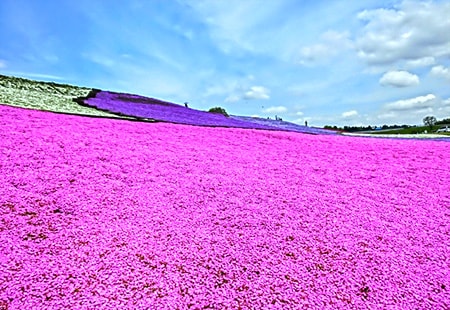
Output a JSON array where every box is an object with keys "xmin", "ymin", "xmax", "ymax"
[{"xmin": 324, "ymin": 116, "xmax": 450, "ymax": 132}]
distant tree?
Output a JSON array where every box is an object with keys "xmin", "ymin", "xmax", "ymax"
[
  {"xmin": 208, "ymin": 107, "xmax": 229, "ymax": 117},
  {"xmin": 423, "ymin": 116, "xmax": 437, "ymax": 130},
  {"xmin": 436, "ymin": 117, "xmax": 450, "ymax": 125}
]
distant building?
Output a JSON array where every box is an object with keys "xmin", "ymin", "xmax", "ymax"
[{"xmin": 436, "ymin": 126, "xmax": 449, "ymax": 133}]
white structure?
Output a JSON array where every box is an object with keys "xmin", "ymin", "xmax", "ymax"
[{"xmin": 436, "ymin": 126, "xmax": 449, "ymax": 133}]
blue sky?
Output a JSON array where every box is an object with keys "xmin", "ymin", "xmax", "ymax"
[{"xmin": 1, "ymin": 0, "xmax": 450, "ymax": 127}]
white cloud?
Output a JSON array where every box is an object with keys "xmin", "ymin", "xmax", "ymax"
[
  {"xmin": 342, "ymin": 110, "xmax": 358, "ymax": 118},
  {"xmin": 356, "ymin": 1, "xmax": 450, "ymax": 67},
  {"xmin": 201, "ymin": 74, "xmax": 268, "ymax": 103},
  {"xmin": 183, "ymin": 0, "xmax": 365, "ymax": 65},
  {"xmin": 183, "ymin": 0, "xmax": 283, "ymax": 54},
  {"xmin": 379, "ymin": 70, "xmax": 419, "ymax": 87},
  {"xmin": 383, "ymin": 94, "xmax": 436, "ymax": 112},
  {"xmin": 435, "ymin": 98, "xmax": 450, "ymax": 115},
  {"xmin": 0, "ymin": 60, "xmax": 6, "ymax": 69},
  {"xmin": 224, "ymin": 94, "xmax": 241, "ymax": 103},
  {"xmin": 405, "ymin": 57, "xmax": 435, "ymax": 68},
  {"xmin": 375, "ymin": 94, "xmax": 450, "ymax": 125},
  {"xmin": 430, "ymin": 65, "xmax": 450, "ymax": 80},
  {"xmin": 222, "ymin": 85, "xmax": 270, "ymax": 102},
  {"xmin": 263, "ymin": 106, "xmax": 287, "ymax": 113},
  {"xmin": 243, "ymin": 86, "xmax": 270, "ymax": 100},
  {"xmin": 298, "ymin": 31, "xmax": 352, "ymax": 66}
]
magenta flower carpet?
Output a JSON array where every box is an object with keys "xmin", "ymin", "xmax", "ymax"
[{"xmin": 0, "ymin": 104, "xmax": 448, "ymax": 309}]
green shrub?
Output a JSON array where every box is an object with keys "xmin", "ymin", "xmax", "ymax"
[{"xmin": 208, "ymin": 107, "xmax": 229, "ymax": 117}]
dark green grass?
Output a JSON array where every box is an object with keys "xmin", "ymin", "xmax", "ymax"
[{"xmin": 369, "ymin": 125, "xmax": 446, "ymax": 135}]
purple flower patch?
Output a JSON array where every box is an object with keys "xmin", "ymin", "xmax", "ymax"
[{"xmin": 83, "ymin": 91, "xmax": 337, "ymax": 134}]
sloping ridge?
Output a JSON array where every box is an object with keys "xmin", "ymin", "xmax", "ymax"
[{"xmin": 77, "ymin": 90, "xmax": 337, "ymax": 134}]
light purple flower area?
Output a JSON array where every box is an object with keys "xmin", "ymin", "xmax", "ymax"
[
  {"xmin": 231, "ymin": 116, "xmax": 338, "ymax": 135},
  {"xmin": 84, "ymin": 91, "xmax": 337, "ymax": 134},
  {"xmin": 0, "ymin": 104, "xmax": 449, "ymax": 309}
]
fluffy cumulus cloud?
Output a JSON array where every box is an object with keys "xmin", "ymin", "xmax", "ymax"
[
  {"xmin": 430, "ymin": 65, "xmax": 450, "ymax": 80},
  {"xmin": 376, "ymin": 93, "xmax": 450, "ymax": 124},
  {"xmin": 379, "ymin": 70, "xmax": 419, "ymax": 87},
  {"xmin": 384, "ymin": 94, "xmax": 436, "ymax": 112},
  {"xmin": 263, "ymin": 106, "xmax": 287, "ymax": 113},
  {"xmin": 243, "ymin": 86, "xmax": 270, "ymax": 100},
  {"xmin": 224, "ymin": 85, "xmax": 270, "ymax": 103},
  {"xmin": 341, "ymin": 110, "xmax": 358, "ymax": 118},
  {"xmin": 356, "ymin": 1, "xmax": 450, "ymax": 67}
]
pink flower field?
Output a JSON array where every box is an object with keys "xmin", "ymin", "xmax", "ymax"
[{"xmin": 0, "ymin": 104, "xmax": 449, "ymax": 309}]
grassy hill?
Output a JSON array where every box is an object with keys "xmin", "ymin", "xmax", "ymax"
[{"xmin": 0, "ymin": 74, "xmax": 119, "ymax": 118}]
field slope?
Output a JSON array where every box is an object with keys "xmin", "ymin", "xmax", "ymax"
[{"xmin": 0, "ymin": 104, "xmax": 449, "ymax": 309}]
